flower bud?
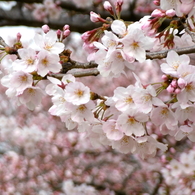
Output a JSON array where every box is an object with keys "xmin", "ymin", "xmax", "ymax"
[
  {"xmin": 161, "ymin": 74, "xmax": 168, "ymax": 81},
  {"xmin": 151, "ymin": 9, "xmax": 165, "ymax": 17},
  {"xmin": 63, "ymin": 24, "xmax": 70, "ymax": 31},
  {"xmin": 153, "ymin": 0, "xmax": 160, "ymax": 6},
  {"xmin": 166, "ymin": 9, "xmax": 176, "ymax": 17},
  {"xmin": 170, "ymin": 79, "xmax": 177, "ymax": 88},
  {"xmin": 63, "ymin": 29, "xmax": 70, "ymax": 39},
  {"xmin": 17, "ymin": 32, "xmax": 21, "ymax": 41},
  {"xmin": 177, "ymin": 78, "xmax": 186, "ymax": 89},
  {"xmin": 167, "ymin": 85, "xmax": 174, "ymax": 93},
  {"xmin": 174, "ymin": 88, "xmax": 181, "ymax": 94},
  {"xmin": 90, "ymin": 11, "xmax": 101, "ymax": 23},
  {"xmin": 42, "ymin": 24, "xmax": 50, "ymax": 33},
  {"xmin": 116, "ymin": 0, "xmax": 123, "ymax": 7},
  {"xmin": 56, "ymin": 29, "xmax": 62, "ymax": 39},
  {"xmin": 103, "ymin": 1, "xmax": 113, "ymax": 12}
]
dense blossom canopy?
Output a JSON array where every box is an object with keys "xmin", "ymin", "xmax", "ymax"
[{"xmin": 1, "ymin": 0, "xmax": 195, "ymax": 194}]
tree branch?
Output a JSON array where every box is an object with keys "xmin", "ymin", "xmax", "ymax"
[
  {"xmin": 0, "ymin": 0, "xmax": 147, "ymax": 32},
  {"xmin": 57, "ymin": 44, "xmax": 195, "ymax": 77},
  {"xmin": 146, "ymin": 45, "xmax": 195, "ymax": 59}
]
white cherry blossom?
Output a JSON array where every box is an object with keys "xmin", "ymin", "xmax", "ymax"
[
  {"xmin": 64, "ymin": 81, "xmax": 91, "ymax": 105},
  {"xmin": 37, "ymin": 50, "xmax": 62, "ymax": 77},
  {"xmin": 34, "ymin": 30, "xmax": 64, "ymax": 54},
  {"xmin": 117, "ymin": 109, "xmax": 148, "ymax": 136},
  {"xmin": 12, "ymin": 48, "xmax": 38, "ymax": 73}
]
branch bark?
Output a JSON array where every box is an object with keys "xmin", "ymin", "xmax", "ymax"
[
  {"xmin": 59, "ymin": 45, "xmax": 195, "ymax": 77},
  {"xmin": 0, "ymin": 0, "xmax": 146, "ymax": 32}
]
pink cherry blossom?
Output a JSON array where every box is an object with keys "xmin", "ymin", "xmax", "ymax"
[
  {"xmin": 12, "ymin": 48, "xmax": 38, "ymax": 73},
  {"xmin": 117, "ymin": 109, "xmax": 148, "ymax": 136},
  {"xmin": 37, "ymin": 50, "xmax": 62, "ymax": 77},
  {"xmin": 102, "ymin": 119, "xmax": 124, "ymax": 140},
  {"xmin": 64, "ymin": 81, "xmax": 91, "ymax": 105},
  {"xmin": 34, "ymin": 30, "xmax": 64, "ymax": 54},
  {"xmin": 18, "ymin": 86, "xmax": 44, "ymax": 110}
]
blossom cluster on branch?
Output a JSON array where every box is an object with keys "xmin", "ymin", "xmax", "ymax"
[{"xmin": 1, "ymin": 0, "xmax": 195, "ymax": 194}]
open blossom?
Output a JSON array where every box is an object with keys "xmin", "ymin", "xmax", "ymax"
[
  {"xmin": 180, "ymin": 0, "xmax": 194, "ymax": 15},
  {"xmin": 150, "ymin": 105, "xmax": 178, "ymax": 131},
  {"xmin": 48, "ymin": 88, "xmax": 72, "ymax": 116},
  {"xmin": 175, "ymin": 122, "xmax": 195, "ymax": 142},
  {"xmin": 116, "ymin": 109, "xmax": 148, "ymax": 136},
  {"xmin": 160, "ymin": 50, "xmax": 190, "ymax": 77},
  {"xmin": 168, "ymin": 159, "xmax": 184, "ymax": 177},
  {"xmin": 37, "ymin": 50, "xmax": 62, "ymax": 77},
  {"xmin": 64, "ymin": 81, "xmax": 91, "ymax": 105},
  {"xmin": 133, "ymin": 84, "xmax": 165, "ymax": 114},
  {"xmin": 34, "ymin": 30, "xmax": 64, "ymax": 54},
  {"xmin": 102, "ymin": 119, "xmax": 124, "ymax": 140},
  {"xmin": 46, "ymin": 74, "xmax": 76, "ymax": 96},
  {"xmin": 111, "ymin": 135, "xmax": 136, "ymax": 154},
  {"xmin": 112, "ymin": 85, "xmax": 136, "ymax": 112},
  {"xmin": 94, "ymin": 48, "xmax": 133, "ymax": 78},
  {"xmin": 18, "ymin": 86, "xmax": 44, "ymax": 110},
  {"xmin": 1, "ymin": 71, "xmax": 33, "ymax": 95},
  {"xmin": 121, "ymin": 22, "xmax": 154, "ymax": 63},
  {"xmin": 70, "ymin": 101, "xmax": 96, "ymax": 123},
  {"xmin": 174, "ymin": 104, "xmax": 195, "ymax": 123},
  {"xmin": 133, "ymin": 136, "xmax": 168, "ymax": 159},
  {"xmin": 176, "ymin": 73, "xmax": 195, "ymax": 108},
  {"xmin": 12, "ymin": 48, "xmax": 38, "ymax": 73}
]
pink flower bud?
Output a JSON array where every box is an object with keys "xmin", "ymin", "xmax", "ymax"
[
  {"xmin": 151, "ymin": 9, "xmax": 165, "ymax": 17},
  {"xmin": 177, "ymin": 78, "xmax": 186, "ymax": 89},
  {"xmin": 171, "ymin": 79, "xmax": 177, "ymax": 88},
  {"xmin": 141, "ymin": 20, "xmax": 152, "ymax": 30},
  {"xmin": 116, "ymin": 0, "xmax": 123, "ymax": 7},
  {"xmin": 166, "ymin": 9, "xmax": 176, "ymax": 17},
  {"xmin": 115, "ymin": 0, "xmax": 123, "ymax": 15},
  {"xmin": 17, "ymin": 32, "xmax": 21, "ymax": 41},
  {"xmin": 174, "ymin": 88, "xmax": 181, "ymax": 94},
  {"xmin": 81, "ymin": 31, "xmax": 90, "ymax": 42},
  {"xmin": 170, "ymin": 147, "xmax": 176, "ymax": 153},
  {"xmin": 42, "ymin": 24, "xmax": 50, "ymax": 33},
  {"xmin": 161, "ymin": 155, "xmax": 166, "ymax": 163},
  {"xmin": 63, "ymin": 24, "xmax": 70, "ymax": 31},
  {"xmin": 153, "ymin": 0, "xmax": 160, "ymax": 6},
  {"xmin": 63, "ymin": 29, "xmax": 70, "ymax": 38},
  {"xmin": 167, "ymin": 85, "xmax": 174, "ymax": 93},
  {"xmin": 103, "ymin": 1, "xmax": 113, "ymax": 11},
  {"xmin": 56, "ymin": 29, "xmax": 62, "ymax": 39},
  {"xmin": 161, "ymin": 74, "xmax": 168, "ymax": 81},
  {"xmin": 90, "ymin": 11, "xmax": 101, "ymax": 23}
]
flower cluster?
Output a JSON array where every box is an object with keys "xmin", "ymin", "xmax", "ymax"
[
  {"xmin": 1, "ymin": 0, "xmax": 195, "ymax": 161},
  {"xmin": 0, "ymin": 26, "xmax": 65, "ymax": 110},
  {"xmin": 32, "ymin": 0, "xmax": 62, "ymax": 22},
  {"xmin": 160, "ymin": 149, "xmax": 195, "ymax": 195}
]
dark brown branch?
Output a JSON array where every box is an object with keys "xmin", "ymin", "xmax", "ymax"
[
  {"xmin": 0, "ymin": 0, "xmax": 147, "ymax": 32},
  {"xmin": 151, "ymin": 172, "xmax": 163, "ymax": 195}
]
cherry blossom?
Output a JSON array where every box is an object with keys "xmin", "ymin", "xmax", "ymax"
[
  {"xmin": 34, "ymin": 30, "xmax": 64, "ymax": 54},
  {"xmin": 2, "ymin": 0, "xmax": 195, "ymax": 194},
  {"xmin": 64, "ymin": 81, "xmax": 91, "ymax": 105},
  {"xmin": 36, "ymin": 50, "xmax": 62, "ymax": 77}
]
